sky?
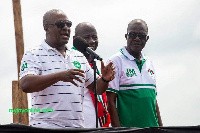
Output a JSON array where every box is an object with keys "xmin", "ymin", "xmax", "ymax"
[{"xmin": 0, "ymin": 0, "xmax": 200, "ymax": 126}]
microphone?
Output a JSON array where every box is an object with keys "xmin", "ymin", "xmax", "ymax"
[{"xmin": 73, "ymin": 36, "xmax": 103, "ymax": 61}]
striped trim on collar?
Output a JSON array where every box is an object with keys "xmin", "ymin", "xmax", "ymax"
[{"xmin": 119, "ymin": 46, "xmax": 147, "ymax": 61}]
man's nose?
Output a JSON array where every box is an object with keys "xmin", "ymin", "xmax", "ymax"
[
  {"xmin": 62, "ymin": 24, "xmax": 70, "ymax": 30},
  {"xmin": 62, "ymin": 25, "xmax": 70, "ymax": 35},
  {"xmin": 88, "ymin": 37, "xmax": 95, "ymax": 44},
  {"xmin": 135, "ymin": 35, "xmax": 140, "ymax": 41}
]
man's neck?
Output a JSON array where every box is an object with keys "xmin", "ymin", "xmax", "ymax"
[
  {"xmin": 56, "ymin": 46, "xmax": 66, "ymax": 57},
  {"xmin": 84, "ymin": 53, "xmax": 90, "ymax": 60},
  {"xmin": 45, "ymin": 39, "xmax": 67, "ymax": 57},
  {"xmin": 126, "ymin": 48, "xmax": 141, "ymax": 61},
  {"xmin": 132, "ymin": 53, "xmax": 141, "ymax": 61}
]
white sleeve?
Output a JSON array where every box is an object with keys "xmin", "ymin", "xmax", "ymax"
[
  {"xmin": 84, "ymin": 58, "xmax": 99, "ymax": 88},
  {"xmin": 106, "ymin": 58, "xmax": 120, "ymax": 94},
  {"xmin": 19, "ymin": 50, "xmax": 42, "ymax": 79}
]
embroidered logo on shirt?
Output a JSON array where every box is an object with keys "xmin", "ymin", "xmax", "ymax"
[
  {"xmin": 21, "ymin": 63, "xmax": 28, "ymax": 71},
  {"xmin": 73, "ymin": 61, "xmax": 81, "ymax": 69},
  {"xmin": 126, "ymin": 69, "xmax": 137, "ymax": 77},
  {"xmin": 148, "ymin": 69, "xmax": 154, "ymax": 75}
]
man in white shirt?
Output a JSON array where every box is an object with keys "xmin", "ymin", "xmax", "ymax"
[
  {"xmin": 19, "ymin": 9, "xmax": 115, "ymax": 128},
  {"xmin": 73, "ymin": 22, "xmax": 111, "ymax": 128}
]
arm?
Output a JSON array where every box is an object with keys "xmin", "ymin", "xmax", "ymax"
[
  {"xmin": 20, "ymin": 69, "xmax": 85, "ymax": 93},
  {"xmin": 156, "ymin": 100, "xmax": 163, "ymax": 126},
  {"xmin": 107, "ymin": 92, "xmax": 121, "ymax": 127},
  {"xmin": 87, "ymin": 61, "xmax": 115, "ymax": 95},
  {"xmin": 87, "ymin": 77, "xmax": 109, "ymax": 95}
]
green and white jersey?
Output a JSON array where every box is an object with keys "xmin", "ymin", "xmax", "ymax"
[{"xmin": 106, "ymin": 46, "xmax": 158, "ymax": 128}]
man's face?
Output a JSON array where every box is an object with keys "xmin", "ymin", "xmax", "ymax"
[
  {"xmin": 125, "ymin": 22, "xmax": 149, "ymax": 54},
  {"xmin": 77, "ymin": 28, "xmax": 98, "ymax": 51},
  {"xmin": 46, "ymin": 13, "xmax": 71, "ymax": 46}
]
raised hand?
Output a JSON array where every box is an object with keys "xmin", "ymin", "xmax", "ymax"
[
  {"xmin": 59, "ymin": 69, "xmax": 85, "ymax": 87},
  {"xmin": 100, "ymin": 61, "xmax": 115, "ymax": 82}
]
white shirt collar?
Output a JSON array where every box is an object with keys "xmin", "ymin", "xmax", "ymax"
[
  {"xmin": 41, "ymin": 40, "xmax": 68, "ymax": 52},
  {"xmin": 120, "ymin": 46, "xmax": 147, "ymax": 61}
]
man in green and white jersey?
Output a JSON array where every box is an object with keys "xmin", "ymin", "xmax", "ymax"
[{"xmin": 106, "ymin": 19, "xmax": 163, "ymax": 128}]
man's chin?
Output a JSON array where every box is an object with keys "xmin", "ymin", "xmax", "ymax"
[
  {"xmin": 60, "ymin": 40, "xmax": 69, "ymax": 45},
  {"xmin": 131, "ymin": 48, "xmax": 142, "ymax": 54},
  {"xmin": 89, "ymin": 47, "xmax": 96, "ymax": 51}
]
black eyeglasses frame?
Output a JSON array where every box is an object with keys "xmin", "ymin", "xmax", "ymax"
[
  {"xmin": 45, "ymin": 20, "xmax": 72, "ymax": 29},
  {"xmin": 127, "ymin": 32, "xmax": 148, "ymax": 40}
]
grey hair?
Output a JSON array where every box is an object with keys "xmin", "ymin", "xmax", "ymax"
[
  {"xmin": 127, "ymin": 19, "xmax": 148, "ymax": 34},
  {"xmin": 43, "ymin": 9, "xmax": 65, "ymax": 26}
]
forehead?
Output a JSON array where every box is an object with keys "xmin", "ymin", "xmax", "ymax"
[
  {"xmin": 50, "ymin": 12, "xmax": 68, "ymax": 23},
  {"xmin": 77, "ymin": 26, "xmax": 97, "ymax": 36},
  {"xmin": 128, "ymin": 22, "xmax": 147, "ymax": 34}
]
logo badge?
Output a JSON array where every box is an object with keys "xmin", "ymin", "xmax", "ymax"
[
  {"xmin": 21, "ymin": 63, "xmax": 28, "ymax": 71},
  {"xmin": 73, "ymin": 61, "xmax": 81, "ymax": 69},
  {"xmin": 126, "ymin": 69, "xmax": 137, "ymax": 77}
]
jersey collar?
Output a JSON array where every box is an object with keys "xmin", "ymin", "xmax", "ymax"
[{"xmin": 120, "ymin": 46, "xmax": 147, "ymax": 61}]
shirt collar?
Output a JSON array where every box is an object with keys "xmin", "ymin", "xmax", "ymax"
[
  {"xmin": 41, "ymin": 40, "xmax": 54, "ymax": 51},
  {"xmin": 41, "ymin": 40, "xmax": 69, "ymax": 52},
  {"xmin": 120, "ymin": 46, "xmax": 147, "ymax": 61}
]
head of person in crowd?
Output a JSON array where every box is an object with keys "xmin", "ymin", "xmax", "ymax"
[
  {"xmin": 74, "ymin": 22, "xmax": 98, "ymax": 59},
  {"xmin": 43, "ymin": 9, "xmax": 72, "ymax": 49},
  {"xmin": 125, "ymin": 19, "xmax": 149, "ymax": 59}
]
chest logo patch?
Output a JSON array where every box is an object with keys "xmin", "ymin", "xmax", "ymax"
[
  {"xmin": 73, "ymin": 61, "xmax": 81, "ymax": 69},
  {"xmin": 126, "ymin": 69, "xmax": 137, "ymax": 77},
  {"xmin": 148, "ymin": 69, "xmax": 154, "ymax": 75}
]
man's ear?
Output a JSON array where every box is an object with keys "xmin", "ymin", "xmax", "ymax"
[
  {"xmin": 125, "ymin": 34, "xmax": 128, "ymax": 40},
  {"xmin": 73, "ymin": 36, "xmax": 76, "ymax": 40},
  {"xmin": 44, "ymin": 25, "xmax": 48, "ymax": 32},
  {"xmin": 146, "ymin": 36, "xmax": 149, "ymax": 41}
]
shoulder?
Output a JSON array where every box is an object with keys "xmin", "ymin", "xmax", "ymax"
[
  {"xmin": 108, "ymin": 51, "xmax": 124, "ymax": 63},
  {"xmin": 69, "ymin": 49, "xmax": 83, "ymax": 55},
  {"xmin": 143, "ymin": 54, "xmax": 156, "ymax": 69},
  {"xmin": 23, "ymin": 45, "xmax": 43, "ymax": 58},
  {"xmin": 143, "ymin": 53, "xmax": 152, "ymax": 62},
  {"xmin": 107, "ymin": 51, "xmax": 124, "ymax": 73},
  {"xmin": 70, "ymin": 49, "xmax": 85, "ymax": 57}
]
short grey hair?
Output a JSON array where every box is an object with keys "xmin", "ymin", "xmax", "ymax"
[
  {"xmin": 43, "ymin": 9, "xmax": 65, "ymax": 26},
  {"xmin": 127, "ymin": 19, "xmax": 148, "ymax": 34}
]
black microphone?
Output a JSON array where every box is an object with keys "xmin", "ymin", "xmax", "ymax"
[{"xmin": 73, "ymin": 36, "xmax": 103, "ymax": 61}]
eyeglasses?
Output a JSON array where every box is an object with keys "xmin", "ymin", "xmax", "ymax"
[
  {"xmin": 127, "ymin": 32, "xmax": 147, "ymax": 40},
  {"xmin": 46, "ymin": 20, "xmax": 72, "ymax": 28}
]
